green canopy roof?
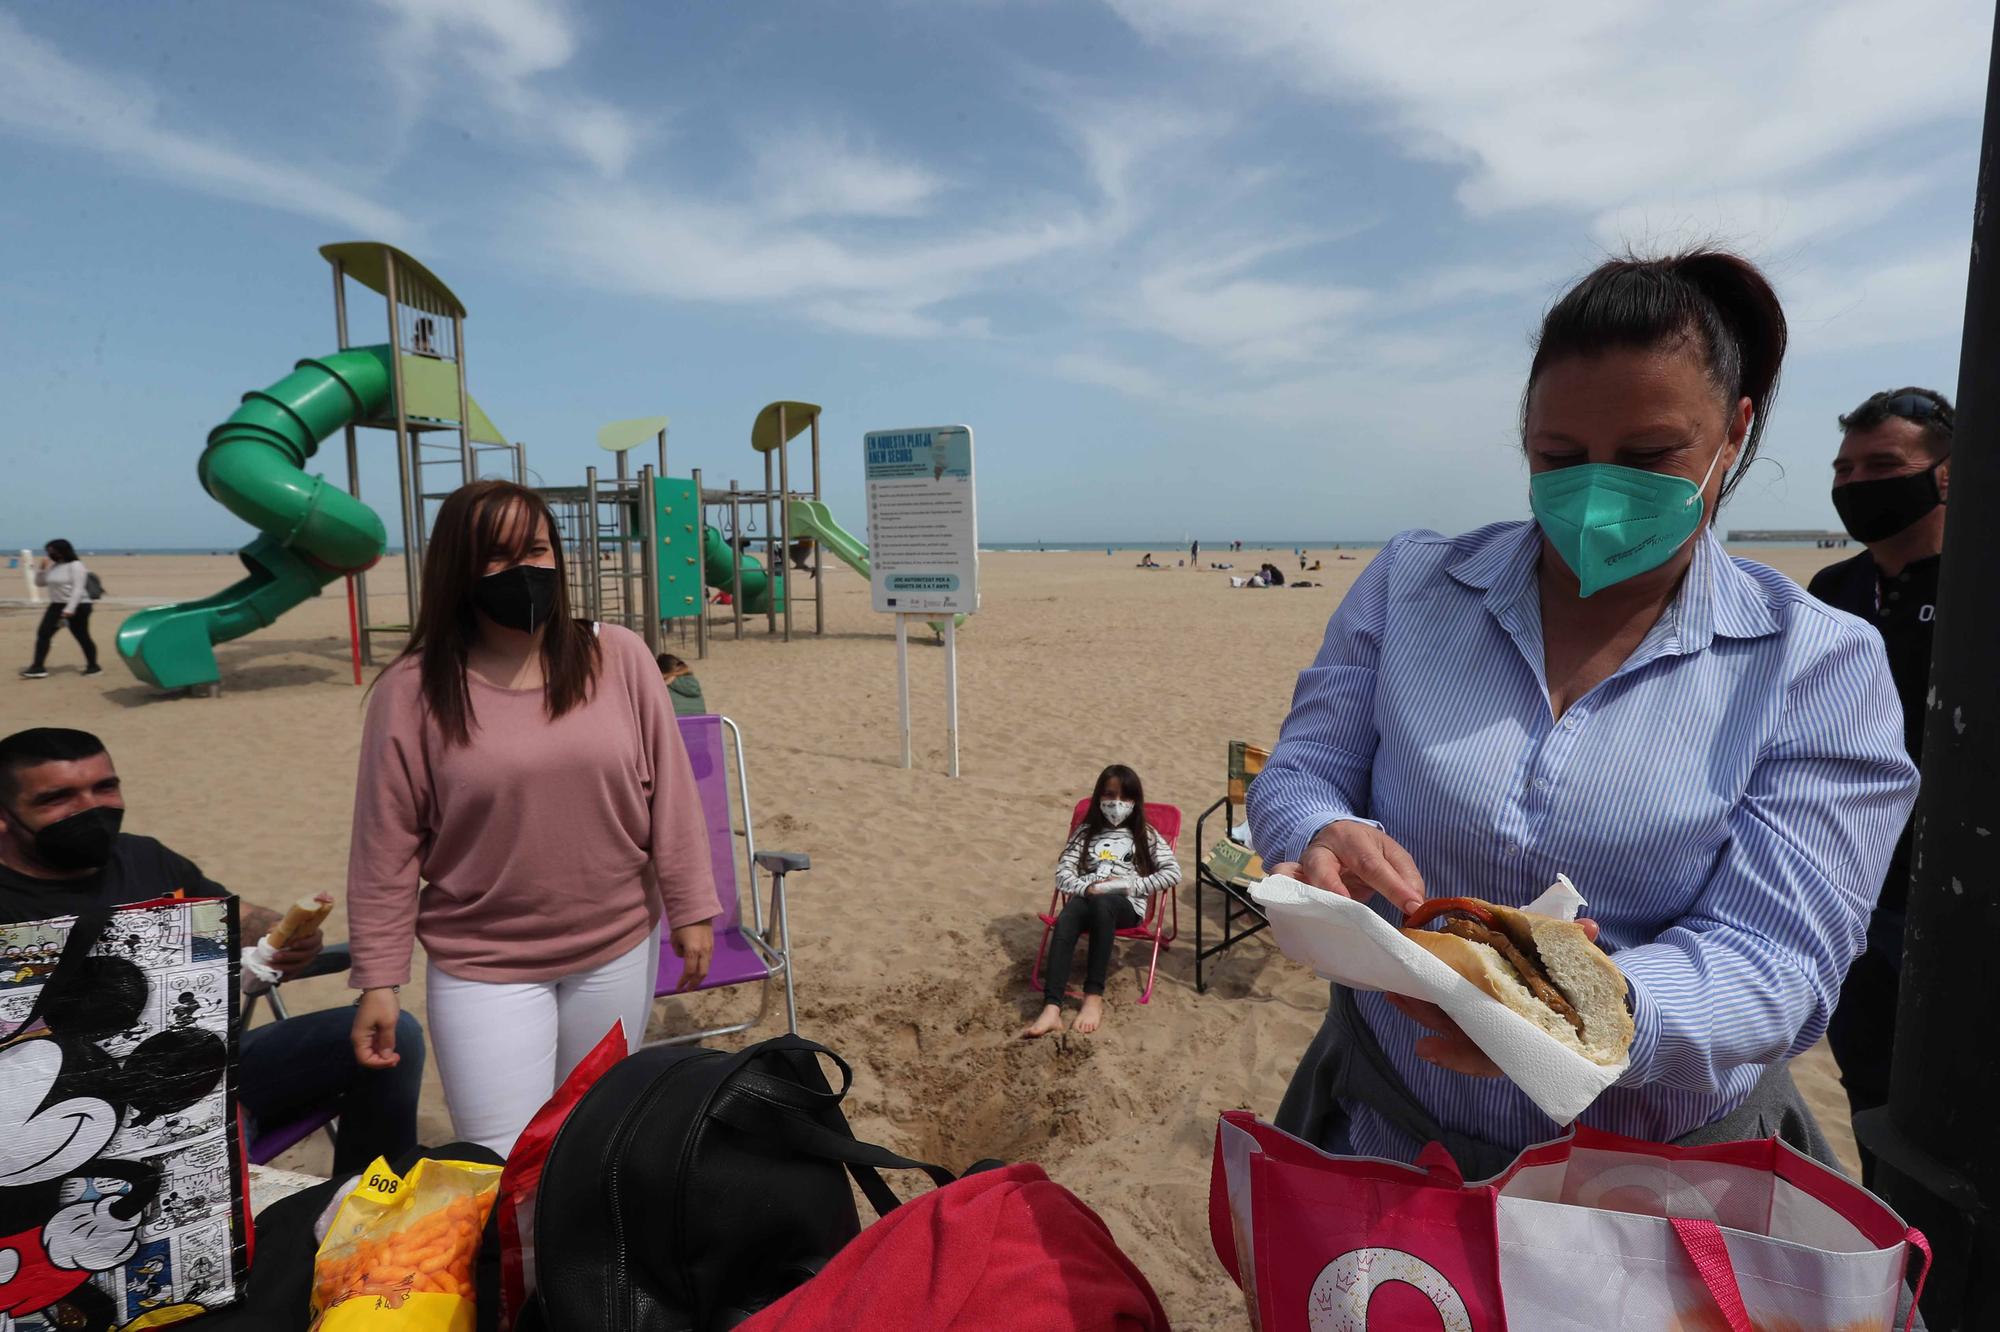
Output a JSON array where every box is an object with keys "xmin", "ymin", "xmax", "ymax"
[
  {"xmin": 598, "ymin": 416, "xmax": 669, "ymax": 453},
  {"xmin": 751, "ymin": 401, "xmax": 820, "ymax": 454},
  {"xmin": 320, "ymin": 242, "xmax": 467, "ymax": 320}
]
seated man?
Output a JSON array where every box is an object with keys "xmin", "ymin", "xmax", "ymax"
[{"xmin": 0, "ymin": 727, "xmax": 425, "ymax": 1175}]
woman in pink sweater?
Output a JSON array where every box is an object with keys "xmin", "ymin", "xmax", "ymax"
[{"xmin": 347, "ymin": 481, "xmax": 719, "ymax": 1153}]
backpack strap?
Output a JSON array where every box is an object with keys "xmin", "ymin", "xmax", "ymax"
[{"xmin": 707, "ymin": 1035, "xmax": 959, "ymax": 1218}]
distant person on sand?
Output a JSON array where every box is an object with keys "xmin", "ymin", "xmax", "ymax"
[
  {"xmin": 1254, "ymin": 251, "xmax": 1919, "ymax": 1192},
  {"xmin": 1810, "ymin": 385, "xmax": 1952, "ymax": 1189},
  {"xmin": 657, "ymin": 651, "xmax": 708, "ymax": 717},
  {"xmin": 1190, "ymin": 539, "xmax": 1199, "ymax": 566},
  {"xmin": 21, "ymin": 540, "xmax": 101, "ymax": 679},
  {"xmin": 346, "ymin": 481, "xmax": 720, "ymax": 1156},
  {"xmin": 1023, "ymin": 764, "xmax": 1181, "ymax": 1038}
]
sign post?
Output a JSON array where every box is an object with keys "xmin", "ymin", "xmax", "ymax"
[{"xmin": 865, "ymin": 425, "xmax": 978, "ymax": 776}]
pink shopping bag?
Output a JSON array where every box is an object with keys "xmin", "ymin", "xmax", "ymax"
[{"xmin": 1210, "ymin": 1111, "xmax": 1931, "ymax": 1332}]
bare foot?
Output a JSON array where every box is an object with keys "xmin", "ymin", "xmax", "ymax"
[
  {"xmin": 1075, "ymin": 995, "xmax": 1106, "ymax": 1034},
  {"xmin": 1019, "ymin": 1004, "xmax": 1065, "ymax": 1039}
]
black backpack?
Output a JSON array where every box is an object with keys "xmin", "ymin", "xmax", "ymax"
[
  {"xmin": 522, "ymin": 1034, "xmax": 978, "ymax": 1332},
  {"xmin": 84, "ymin": 571, "xmax": 105, "ymax": 600}
]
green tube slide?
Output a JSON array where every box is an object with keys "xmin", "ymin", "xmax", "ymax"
[
  {"xmin": 116, "ymin": 346, "xmax": 395, "ymax": 689},
  {"xmin": 701, "ymin": 525, "xmax": 784, "ymax": 614}
]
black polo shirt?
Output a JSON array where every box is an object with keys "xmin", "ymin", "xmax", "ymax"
[{"xmin": 1806, "ymin": 550, "xmax": 1938, "ymax": 931}]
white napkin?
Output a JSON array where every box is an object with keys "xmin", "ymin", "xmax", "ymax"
[{"xmin": 1251, "ymin": 873, "xmax": 1625, "ymax": 1123}]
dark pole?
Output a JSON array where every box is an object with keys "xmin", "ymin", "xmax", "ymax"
[{"xmin": 1852, "ymin": 7, "xmax": 2000, "ymax": 1326}]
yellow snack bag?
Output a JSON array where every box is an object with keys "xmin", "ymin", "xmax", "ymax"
[{"xmin": 310, "ymin": 1156, "xmax": 501, "ymax": 1331}]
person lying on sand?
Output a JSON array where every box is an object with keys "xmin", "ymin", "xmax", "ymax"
[{"xmin": 1023, "ymin": 764, "xmax": 1181, "ymax": 1039}]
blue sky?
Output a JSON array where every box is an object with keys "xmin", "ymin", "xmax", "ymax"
[{"xmin": 0, "ymin": 0, "xmax": 1991, "ymax": 551}]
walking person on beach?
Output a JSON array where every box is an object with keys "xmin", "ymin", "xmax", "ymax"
[
  {"xmin": 1023, "ymin": 764, "xmax": 1181, "ymax": 1038},
  {"xmin": 346, "ymin": 481, "xmax": 720, "ymax": 1155},
  {"xmin": 1253, "ymin": 252, "xmax": 1918, "ymax": 1186},
  {"xmin": 20, "ymin": 540, "xmax": 101, "ymax": 679},
  {"xmin": 1810, "ymin": 386, "xmax": 1952, "ymax": 1189}
]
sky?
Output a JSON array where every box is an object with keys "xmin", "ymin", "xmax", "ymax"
[{"xmin": 0, "ymin": 0, "xmax": 1991, "ymax": 551}]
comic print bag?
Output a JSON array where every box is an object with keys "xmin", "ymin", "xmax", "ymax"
[
  {"xmin": 0, "ymin": 894, "xmax": 247, "ymax": 1330},
  {"xmin": 1211, "ymin": 1110, "xmax": 1931, "ymax": 1332}
]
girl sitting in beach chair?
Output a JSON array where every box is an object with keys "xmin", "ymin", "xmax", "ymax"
[{"xmin": 1022, "ymin": 765, "xmax": 1182, "ymax": 1037}]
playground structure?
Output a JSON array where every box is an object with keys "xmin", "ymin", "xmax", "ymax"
[
  {"xmin": 115, "ymin": 243, "xmax": 523, "ymax": 690},
  {"xmin": 546, "ymin": 401, "xmax": 909, "ymax": 659},
  {"xmin": 110, "ymin": 239, "xmax": 927, "ymax": 688}
]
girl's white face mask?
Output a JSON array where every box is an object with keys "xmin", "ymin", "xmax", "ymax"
[{"xmin": 1100, "ymin": 799, "xmax": 1135, "ymax": 827}]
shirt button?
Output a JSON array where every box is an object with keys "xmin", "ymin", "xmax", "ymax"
[
  {"xmin": 1533, "ymin": 778, "xmax": 1548, "ymax": 790},
  {"xmin": 1505, "ymin": 843, "xmax": 1521, "ymax": 856}
]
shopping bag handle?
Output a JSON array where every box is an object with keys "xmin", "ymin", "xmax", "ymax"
[
  {"xmin": 1674, "ymin": 1217, "xmax": 1930, "ymax": 1332},
  {"xmin": 1900, "ymin": 1227, "xmax": 1932, "ymax": 1332},
  {"xmin": 1669, "ymin": 1217, "xmax": 1754, "ymax": 1332}
]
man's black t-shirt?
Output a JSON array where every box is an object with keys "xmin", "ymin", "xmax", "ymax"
[
  {"xmin": 0, "ymin": 832, "xmax": 228, "ymax": 923},
  {"xmin": 1807, "ymin": 550, "xmax": 1938, "ymax": 931}
]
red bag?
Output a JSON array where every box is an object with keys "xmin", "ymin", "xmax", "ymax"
[
  {"xmin": 495, "ymin": 1023, "xmax": 628, "ymax": 1331},
  {"xmin": 739, "ymin": 1163, "xmax": 1168, "ymax": 1331},
  {"xmin": 1210, "ymin": 1110, "xmax": 1929, "ymax": 1332}
]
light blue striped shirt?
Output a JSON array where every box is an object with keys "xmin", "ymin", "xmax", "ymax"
[{"xmin": 1249, "ymin": 520, "xmax": 1919, "ymax": 1162}]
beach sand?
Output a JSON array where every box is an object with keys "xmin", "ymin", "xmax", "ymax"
[{"xmin": 1, "ymin": 541, "xmax": 1865, "ymax": 1328}]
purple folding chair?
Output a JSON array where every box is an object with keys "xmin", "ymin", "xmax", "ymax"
[
  {"xmin": 241, "ymin": 943, "xmax": 348, "ymax": 1164},
  {"xmin": 651, "ymin": 714, "xmax": 808, "ymax": 1044}
]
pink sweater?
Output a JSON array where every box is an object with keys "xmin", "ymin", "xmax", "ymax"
[{"xmin": 346, "ymin": 623, "xmax": 720, "ymax": 989}]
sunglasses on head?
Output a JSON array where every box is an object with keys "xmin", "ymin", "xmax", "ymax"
[{"xmin": 1883, "ymin": 392, "xmax": 1952, "ymax": 426}]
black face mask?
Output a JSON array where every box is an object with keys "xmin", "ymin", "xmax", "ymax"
[
  {"xmin": 1831, "ymin": 463, "xmax": 1945, "ymax": 543},
  {"xmin": 22, "ymin": 805, "xmax": 124, "ymax": 872},
  {"xmin": 474, "ymin": 564, "xmax": 560, "ymax": 633}
]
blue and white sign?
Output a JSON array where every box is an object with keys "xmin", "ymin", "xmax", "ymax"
[{"xmin": 864, "ymin": 425, "xmax": 978, "ymax": 616}]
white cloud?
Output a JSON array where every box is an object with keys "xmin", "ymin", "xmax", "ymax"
[
  {"xmin": 1100, "ymin": 0, "xmax": 1988, "ymax": 230},
  {"xmin": 1054, "ymin": 350, "xmax": 1179, "ymax": 400},
  {"xmin": 370, "ymin": 0, "xmax": 642, "ymax": 175},
  {"xmin": 751, "ymin": 129, "xmax": 946, "ymax": 221},
  {"xmin": 1127, "ymin": 243, "xmax": 1370, "ymax": 364},
  {"xmin": 1786, "ymin": 239, "xmax": 1971, "ymax": 354},
  {"xmin": 0, "ymin": 13, "xmax": 406, "ymax": 235},
  {"xmin": 515, "ymin": 94, "xmax": 1213, "ymax": 337},
  {"xmin": 523, "ymin": 180, "xmax": 1103, "ymax": 334}
]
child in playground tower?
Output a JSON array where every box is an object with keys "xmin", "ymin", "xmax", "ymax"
[
  {"xmin": 1022, "ymin": 764, "xmax": 1180, "ymax": 1038},
  {"xmin": 346, "ymin": 481, "xmax": 721, "ymax": 1156}
]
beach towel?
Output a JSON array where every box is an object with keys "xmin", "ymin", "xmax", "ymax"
[
  {"xmin": 739, "ymin": 1163, "xmax": 1167, "ymax": 1331},
  {"xmin": 1211, "ymin": 1111, "xmax": 1930, "ymax": 1332}
]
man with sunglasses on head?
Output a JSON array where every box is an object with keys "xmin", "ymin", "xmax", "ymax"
[{"xmin": 1808, "ymin": 386, "xmax": 1951, "ymax": 1188}]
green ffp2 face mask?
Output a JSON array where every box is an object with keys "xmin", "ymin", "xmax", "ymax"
[{"xmin": 1529, "ymin": 445, "xmax": 1725, "ymax": 597}]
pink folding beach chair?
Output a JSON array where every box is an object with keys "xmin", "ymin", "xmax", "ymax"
[
  {"xmin": 1030, "ymin": 798, "xmax": 1183, "ymax": 1005},
  {"xmin": 650, "ymin": 713, "xmax": 808, "ymax": 1044}
]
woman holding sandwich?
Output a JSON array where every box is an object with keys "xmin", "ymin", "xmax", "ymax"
[{"xmin": 1250, "ymin": 251, "xmax": 1920, "ymax": 1180}]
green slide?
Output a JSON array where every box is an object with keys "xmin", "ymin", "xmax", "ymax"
[
  {"xmin": 117, "ymin": 347, "xmax": 395, "ymax": 689},
  {"xmin": 785, "ymin": 498, "xmax": 963, "ymax": 632},
  {"xmin": 701, "ymin": 525, "xmax": 784, "ymax": 614},
  {"xmin": 786, "ymin": 498, "xmax": 871, "ymax": 578}
]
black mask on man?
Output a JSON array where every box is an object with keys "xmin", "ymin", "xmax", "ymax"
[
  {"xmin": 474, "ymin": 565, "xmax": 560, "ymax": 633},
  {"xmin": 22, "ymin": 805, "xmax": 124, "ymax": 872},
  {"xmin": 1832, "ymin": 464, "xmax": 1945, "ymax": 543}
]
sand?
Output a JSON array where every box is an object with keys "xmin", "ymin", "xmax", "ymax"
[{"xmin": 0, "ymin": 541, "xmax": 1867, "ymax": 1329}]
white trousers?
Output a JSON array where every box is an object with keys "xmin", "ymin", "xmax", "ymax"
[{"xmin": 426, "ymin": 922, "xmax": 660, "ymax": 1156}]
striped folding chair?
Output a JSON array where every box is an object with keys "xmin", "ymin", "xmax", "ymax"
[{"xmin": 1194, "ymin": 741, "xmax": 1273, "ymax": 993}]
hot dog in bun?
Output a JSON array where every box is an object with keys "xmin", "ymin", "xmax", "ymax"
[{"xmin": 1400, "ymin": 897, "xmax": 1633, "ymax": 1065}]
